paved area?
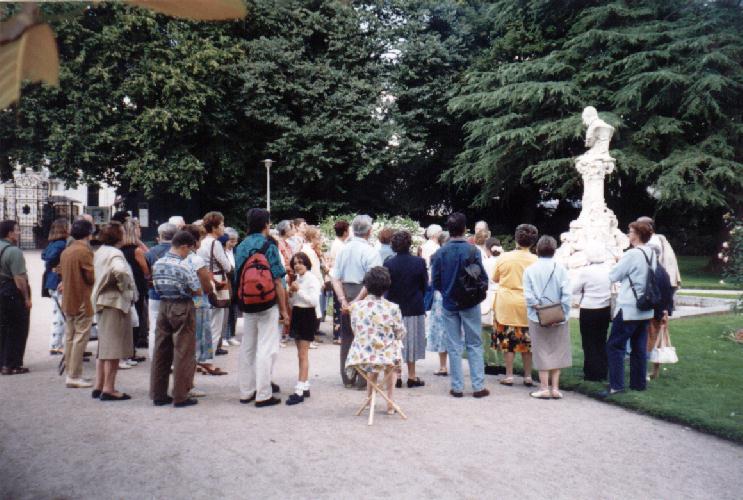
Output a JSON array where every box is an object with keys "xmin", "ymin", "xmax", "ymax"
[{"xmin": 1, "ymin": 251, "xmax": 742, "ymax": 499}]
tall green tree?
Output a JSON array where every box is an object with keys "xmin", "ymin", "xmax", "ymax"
[
  {"xmin": 448, "ymin": 0, "xmax": 743, "ymax": 221},
  {"xmin": 0, "ymin": 1, "xmax": 394, "ymax": 222}
]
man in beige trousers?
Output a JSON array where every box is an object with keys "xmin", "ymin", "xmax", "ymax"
[{"xmin": 59, "ymin": 219, "xmax": 96, "ymax": 388}]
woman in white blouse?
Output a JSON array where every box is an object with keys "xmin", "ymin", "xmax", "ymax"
[{"xmin": 572, "ymin": 242, "xmax": 612, "ymax": 381}]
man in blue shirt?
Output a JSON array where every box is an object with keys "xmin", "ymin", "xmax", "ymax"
[
  {"xmin": 145, "ymin": 222, "xmax": 177, "ymax": 359},
  {"xmin": 150, "ymin": 230, "xmax": 201, "ymax": 408},
  {"xmin": 431, "ymin": 213, "xmax": 489, "ymax": 399},
  {"xmin": 331, "ymin": 215, "xmax": 382, "ymax": 387},
  {"xmin": 234, "ymin": 208, "xmax": 288, "ymax": 407}
]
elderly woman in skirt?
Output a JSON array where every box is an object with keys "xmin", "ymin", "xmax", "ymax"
[
  {"xmin": 425, "ymin": 231, "xmax": 450, "ymax": 375},
  {"xmin": 523, "ymin": 236, "xmax": 572, "ymax": 399},
  {"xmin": 384, "ymin": 230, "xmax": 428, "ymax": 388},
  {"xmin": 91, "ymin": 222, "xmax": 137, "ymax": 401}
]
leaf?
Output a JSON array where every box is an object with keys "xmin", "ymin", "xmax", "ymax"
[
  {"xmin": 0, "ymin": 23, "xmax": 59, "ymax": 110},
  {"xmin": 124, "ymin": 0, "xmax": 247, "ymax": 21}
]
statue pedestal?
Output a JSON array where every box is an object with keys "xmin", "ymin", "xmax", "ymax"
[{"xmin": 556, "ymin": 154, "xmax": 629, "ymax": 276}]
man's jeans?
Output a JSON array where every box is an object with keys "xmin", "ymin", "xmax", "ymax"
[
  {"xmin": 443, "ymin": 304, "xmax": 485, "ymax": 392},
  {"xmin": 606, "ymin": 310, "xmax": 648, "ymax": 391}
]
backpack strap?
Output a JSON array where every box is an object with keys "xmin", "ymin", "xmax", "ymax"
[{"xmin": 0, "ymin": 244, "xmax": 12, "ymax": 282}]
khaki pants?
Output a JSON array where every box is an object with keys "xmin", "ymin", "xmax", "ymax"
[
  {"xmin": 150, "ymin": 300, "xmax": 196, "ymax": 404},
  {"xmin": 64, "ymin": 304, "xmax": 92, "ymax": 379}
]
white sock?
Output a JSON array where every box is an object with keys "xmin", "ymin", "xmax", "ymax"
[{"xmin": 295, "ymin": 382, "xmax": 304, "ymax": 396}]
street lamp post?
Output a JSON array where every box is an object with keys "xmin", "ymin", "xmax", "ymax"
[{"xmin": 263, "ymin": 159, "xmax": 273, "ymax": 213}]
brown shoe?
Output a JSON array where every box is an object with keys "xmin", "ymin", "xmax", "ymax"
[{"xmin": 473, "ymin": 388, "xmax": 490, "ymax": 398}]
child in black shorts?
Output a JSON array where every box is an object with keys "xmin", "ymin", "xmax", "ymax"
[{"xmin": 286, "ymin": 252, "xmax": 322, "ymax": 405}]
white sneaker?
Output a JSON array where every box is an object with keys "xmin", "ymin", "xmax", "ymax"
[
  {"xmin": 189, "ymin": 388, "xmax": 206, "ymax": 398},
  {"xmin": 65, "ymin": 377, "xmax": 93, "ymax": 388},
  {"xmin": 280, "ymin": 341, "xmax": 287, "ymax": 348},
  {"xmin": 309, "ymin": 341, "xmax": 319, "ymax": 349},
  {"xmin": 227, "ymin": 338, "xmax": 241, "ymax": 346},
  {"xmin": 118, "ymin": 360, "xmax": 132, "ymax": 369},
  {"xmin": 126, "ymin": 359, "xmax": 138, "ymax": 367}
]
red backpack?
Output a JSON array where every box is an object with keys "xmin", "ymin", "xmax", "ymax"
[{"xmin": 237, "ymin": 240, "xmax": 277, "ymax": 312}]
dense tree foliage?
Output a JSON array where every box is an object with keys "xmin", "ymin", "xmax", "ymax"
[{"xmin": 449, "ymin": 0, "xmax": 743, "ymax": 219}]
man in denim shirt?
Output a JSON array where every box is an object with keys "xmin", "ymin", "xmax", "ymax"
[{"xmin": 431, "ymin": 213, "xmax": 489, "ymax": 399}]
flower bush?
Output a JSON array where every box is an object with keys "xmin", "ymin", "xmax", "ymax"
[
  {"xmin": 719, "ymin": 213, "xmax": 743, "ymax": 309},
  {"xmin": 319, "ymin": 214, "xmax": 425, "ymax": 252}
]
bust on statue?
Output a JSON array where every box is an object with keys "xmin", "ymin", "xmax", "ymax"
[{"xmin": 555, "ymin": 106, "xmax": 628, "ymax": 275}]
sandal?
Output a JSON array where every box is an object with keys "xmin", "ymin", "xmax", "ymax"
[
  {"xmin": 499, "ymin": 377, "xmax": 514, "ymax": 386},
  {"xmin": 386, "ymin": 407, "xmax": 396, "ymax": 415},
  {"xmin": 551, "ymin": 389, "xmax": 564, "ymax": 399},
  {"xmin": 201, "ymin": 365, "xmax": 228, "ymax": 376},
  {"xmin": 523, "ymin": 378, "xmax": 534, "ymax": 387},
  {"xmin": 530, "ymin": 389, "xmax": 552, "ymax": 399},
  {"xmin": 434, "ymin": 369, "xmax": 449, "ymax": 377}
]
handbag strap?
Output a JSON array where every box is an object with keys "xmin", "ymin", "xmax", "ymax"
[
  {"xmin": 538, "ymin": 263, "xmax": 557, "ymax": 304},
  {"xmin": 210, "ymin": 239, "xmax": 226, "ymax": 277}
]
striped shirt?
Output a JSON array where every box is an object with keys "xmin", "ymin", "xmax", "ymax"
[{"xmin": 152, "ymin": 251, "xmax": 200, "ymax": 300}]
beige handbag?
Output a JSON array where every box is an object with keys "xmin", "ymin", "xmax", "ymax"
[
  {"xmin": 535, "ymin": 264, "xmax": 566, "ymax": 327},
  {"xmin": 210, "ymin": 240, "xmax": 231, "ymax": 308}
]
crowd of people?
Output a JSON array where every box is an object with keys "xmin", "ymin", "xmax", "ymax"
[{"xmin": 0, "ymin": 207, "xmax": 681, "ymax": 408}]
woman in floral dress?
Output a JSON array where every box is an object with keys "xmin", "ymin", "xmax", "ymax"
[{"xmin": 345, "ymin": 267, "xmax": 405, "ymax": 414}]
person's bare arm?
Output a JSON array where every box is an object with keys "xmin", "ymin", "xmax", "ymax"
[
  {"xmin": 13, "ymin": 274, "xmax": 31, "ymax": 309},
  {"xmin": 196, "ymin": 268, "xmax": 213, "ymax": 297},
  {"xmin": 275, "ymin": 279, "xmax": 288, "ymax": 319}
]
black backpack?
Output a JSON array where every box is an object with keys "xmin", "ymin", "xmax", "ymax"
[
  {"xmin": 451, "ymin": 245, "xmax": 488, "ymax": 309},
  {"xmin": 629, "ymin": 248, "xmax": 661, "ymax": 311}
]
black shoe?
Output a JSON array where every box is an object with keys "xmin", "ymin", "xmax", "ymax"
[
  {"xmin": 303, "ymin": 390, "xmax": 310, "ymax": 398},
  {"xmin": 286, "ymin": 394, "xmax": 304, "ymax": 405},
  {"xmin": 174, "ymin": 398, "xmax": 198, "ymax": 408},
  {"xmin": 255, "ymin": 397, "xmax": 281, "ymax": 407},
  {"xmin": 407, "ymin": 378, "xmax": 425, "ymax": 388},
  {"xmin": 240, "ymin": 393, "xmax": 256, "ymax": 404},
  {"xmin": 473, "ymin": 388, "xmax": 490, "ymax": 398},
  {"xmin": 450, "ymin": 390, "xmax": 464, "ymax": 398},
  {"xmin": 83, "ymin": 351, "xmax": 93, "ymax": 357},
  {"xmin": 215, "ymin": 348, "xmax": 228, "ymax": 356},
  {"xmin": 153, "ymin": 396, "xmax": 174, "ymax": 406},
  {"xmin": 271, "ymin": 382, "xmax": 280, "ymax": 393},
  {"xmin": 395, "ymin": 378, "xmax": 402, "ymax": 389},
  {"xmin": 100, "ymin": 392, "xmax": 131, "ymax": 401},
  {"xmin": 130, "ymin": 355, "xmax": 146, "ymax": 363},
  {"xmin": 484, "ymin": 365, "xmax": 500, "ymax": 375},
  {"xmin": 91, "ymin": 389, "xmax": 102, "ymax": 399}
]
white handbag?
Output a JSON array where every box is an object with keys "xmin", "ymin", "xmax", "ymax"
[{"xmin": 649, "ymin": 322, "xmax": 678, "ymax": 364}]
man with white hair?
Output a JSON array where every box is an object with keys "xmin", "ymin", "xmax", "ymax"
[
  {"xmin": 168, "ymin": 216, "xmax": 186, "ymax": 229},
  {"xmin": 145, "ymin": 222, "xmax": 178, "ymax": 359},
  {"xmin": 331, "ymin": 215, "xmax": 382, "ymax": 386},
  {"xmin": 421, "ymin": 224, "xmax": 442, "ymax": 267}
]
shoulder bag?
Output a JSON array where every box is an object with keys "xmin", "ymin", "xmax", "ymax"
[
  {"xmin": 209, "ymin": 240, "xmax": 231, "ymax": 308},
  {"xmin": 534, "ymin": 263, "xmax": 566, "ymax": 327}
]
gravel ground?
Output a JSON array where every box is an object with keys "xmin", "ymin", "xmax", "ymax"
[{"xmin": 1, "ymin": 251, "xmax": 742, "ymax": 500}]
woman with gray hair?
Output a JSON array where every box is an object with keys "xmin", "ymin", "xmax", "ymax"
[
  {"xmin": 523, "ymin": 236, "xmax": 572, "ymax": 399},
  {"xmin": 421, "ymin": 224, "xmax": 443, "ymax": 267}
]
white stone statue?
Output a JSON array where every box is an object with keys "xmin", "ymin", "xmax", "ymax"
[{"xmin": 556, "ymin": 106, "xmax": 629, "ymax": 276}]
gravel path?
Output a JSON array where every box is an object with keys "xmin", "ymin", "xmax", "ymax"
[{"xmin": 1, "ymin": 251, "xmax": 742, "ymax": 499}]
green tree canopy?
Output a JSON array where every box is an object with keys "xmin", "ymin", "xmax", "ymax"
[{"xmin": 448, "ymin": 0, "xmax": 743, "ymax": 216}]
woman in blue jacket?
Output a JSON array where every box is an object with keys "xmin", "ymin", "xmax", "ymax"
[{"xmin": 42, "ymin": 219, "xmax": 69, "ymax": 355}]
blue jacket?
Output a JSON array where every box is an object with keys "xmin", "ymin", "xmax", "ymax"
[
  {"xmin": 523, "ymin": 258, "xmax": 572, "ymax": 323},
  {"xmin": 42, "ymin": 239, "xmax": 67, "ymax": 291},
  {"xmin": 431, "ymin": 238, "xmax": 487, "ymax": 312},
  {"xmin": 146, "ymin": 242, "xmax": 171, "ymax": 300},
  {"xmin": 384, "ymin": 252, "xmax": 427, "ymax": 316},
  {"xmin": 609, "ymin": 245, "xmax": 656, "ymax": 321}
]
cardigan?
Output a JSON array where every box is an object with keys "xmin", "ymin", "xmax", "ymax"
[
  {"xmin": 92, "ymin": 245, "xmax": 136, "ymax": 314},
  {"xmin": 609, "ymin": 245, "xmax": 656, "ymax": 321},
  {"xmin": 523, "ymin": 258, "xmax": 572, "ymax": 323}
]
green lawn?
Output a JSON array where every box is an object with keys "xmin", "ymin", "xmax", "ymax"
[
  {"xmin": 483, "ymin": 314, "xmax": 743, "ymax": 443},
  {"xmin": 678, "ymin": 256, "xmax": 742, "ymax": 290}
]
